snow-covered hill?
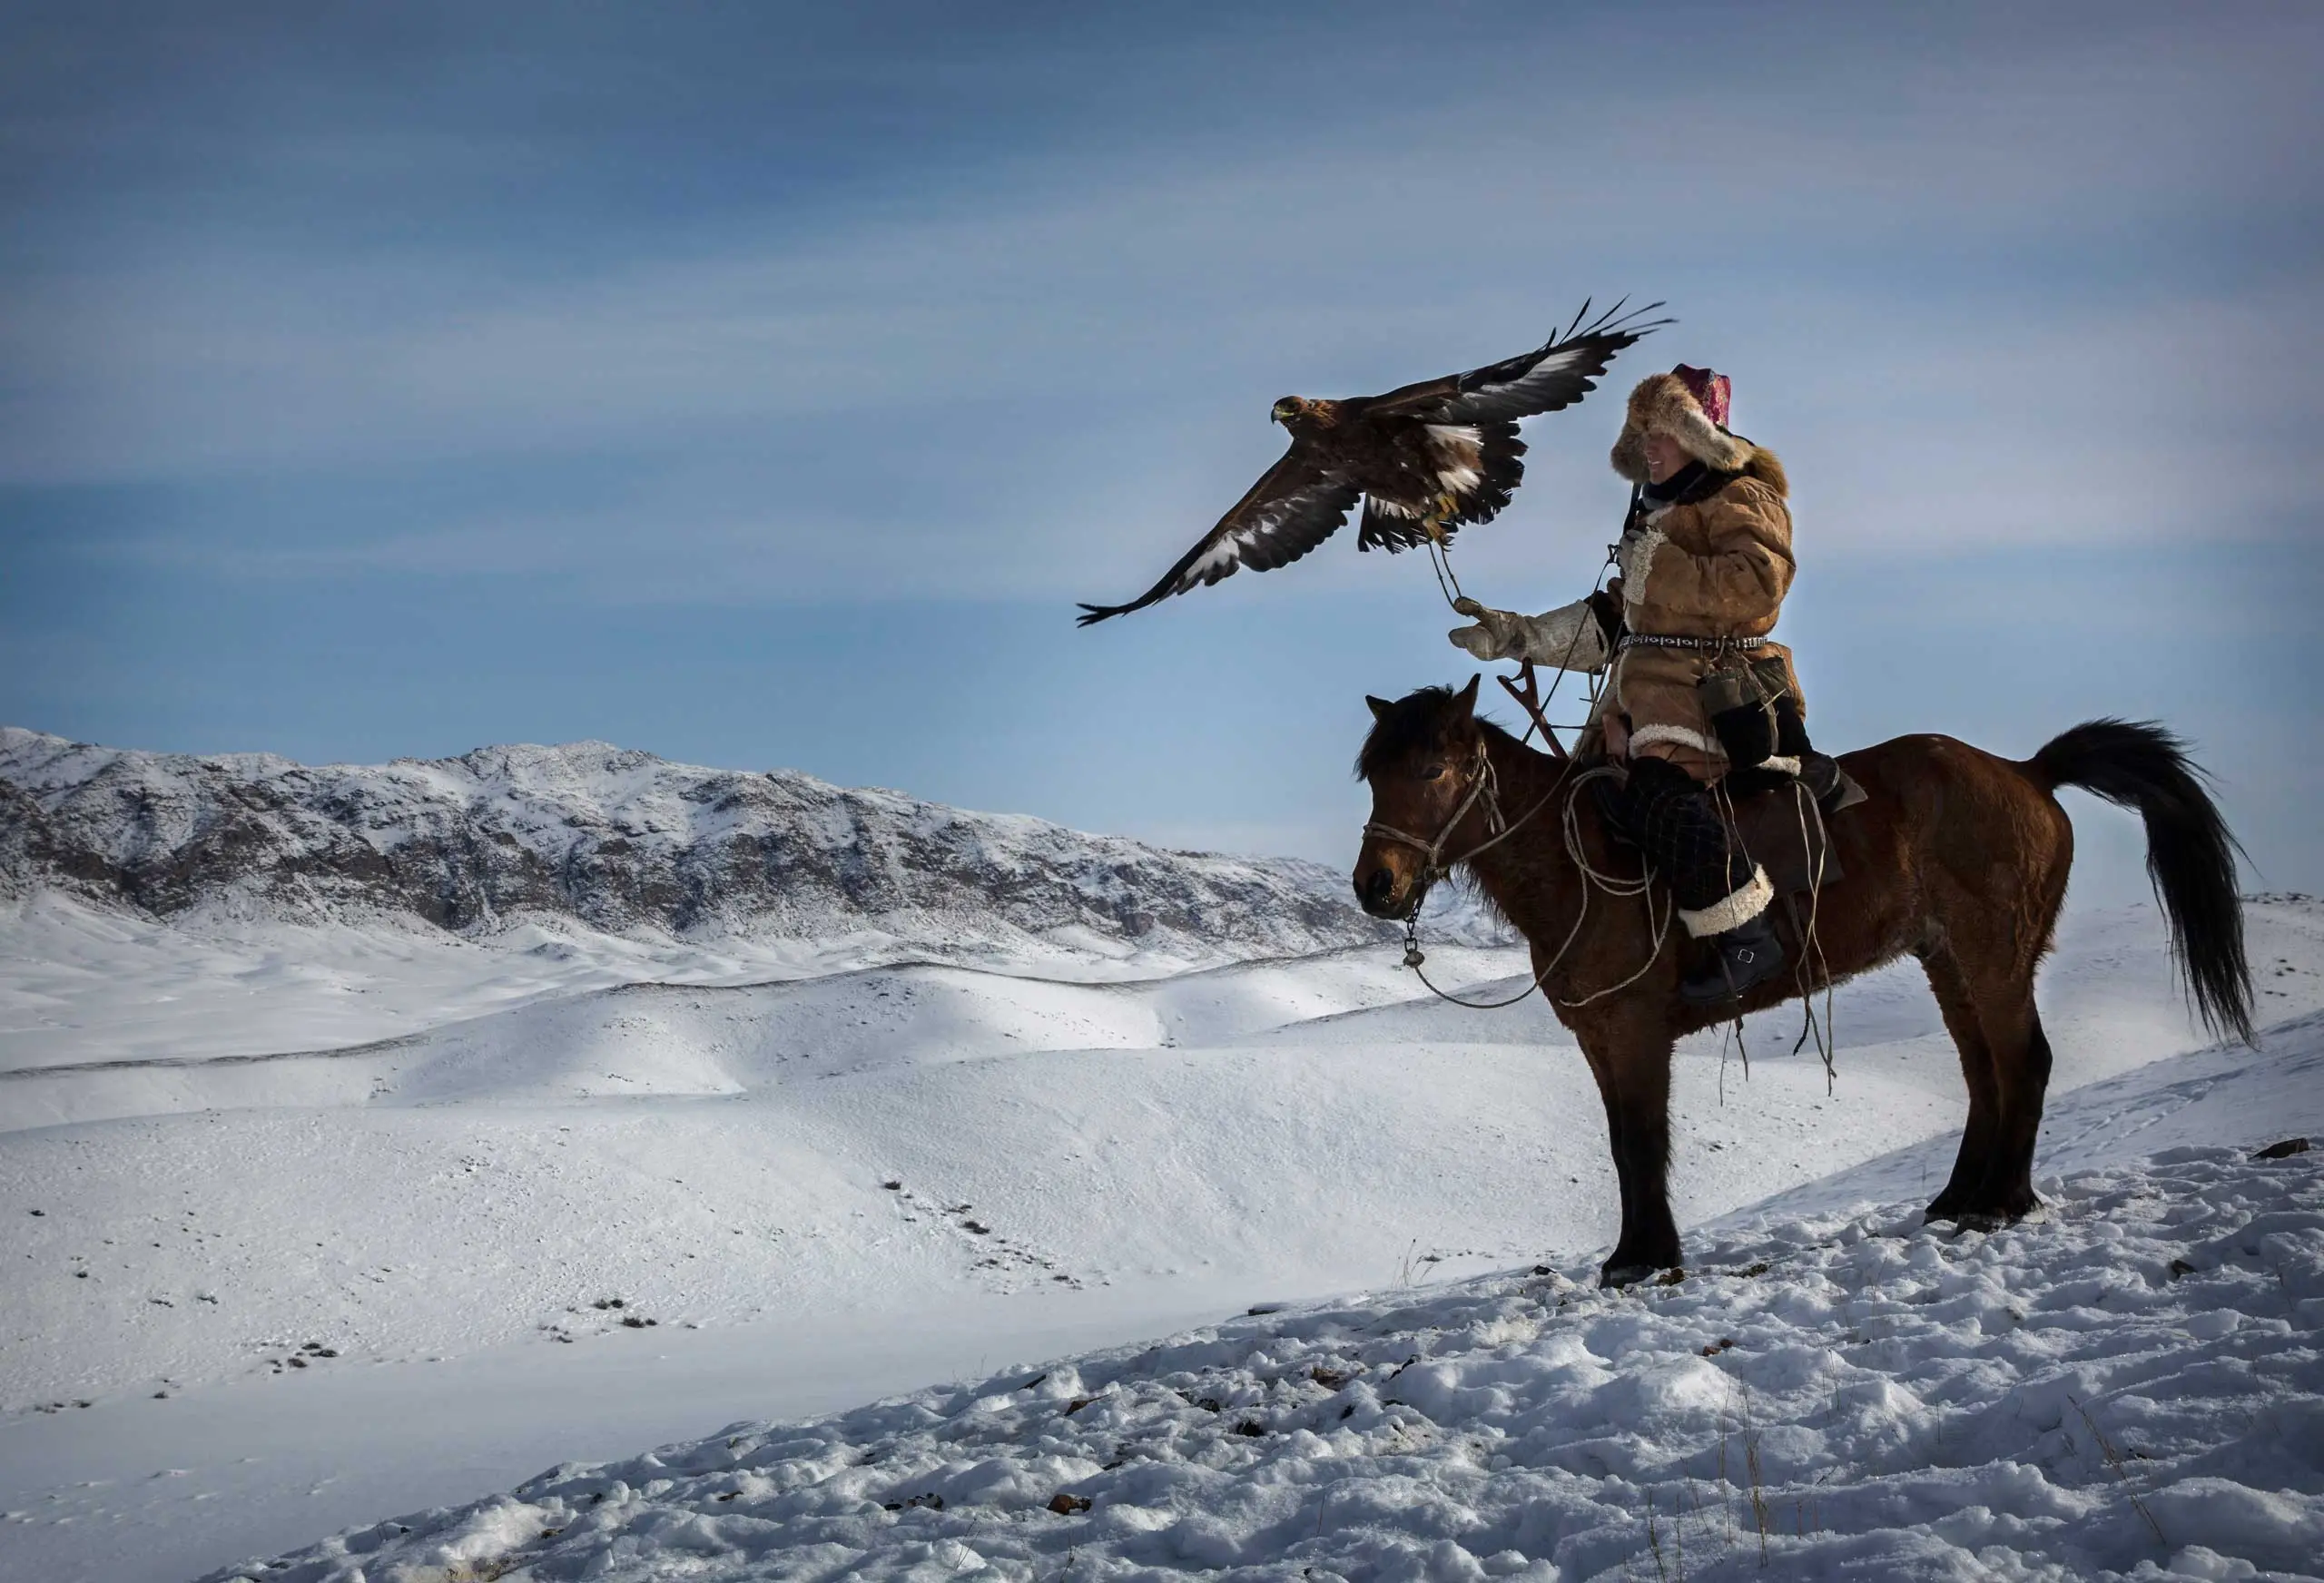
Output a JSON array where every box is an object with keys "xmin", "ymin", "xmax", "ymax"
[
  {"xmin": 198, "ymin": 1027, "xmax": 2324, "ymax": 1583},
  {"xmin": 0, "ymin": 727, "xmax": 1413, "ymax": 964},
  {"xmin": 12, "ymin": 904, "xmax": 2319, "ymax": 1421},
  {"xmin": 4, "ymin": 727, "xmax": 2319, "ymax": 1583},
  {"xmin": 4, "ymin": 897, "xmax": 2321, "ymax": 1582}
]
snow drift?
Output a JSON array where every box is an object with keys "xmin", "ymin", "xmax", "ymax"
[{"xmin": 196, "ymin": 1030, "xmax": 2324, "ymax": 1582}]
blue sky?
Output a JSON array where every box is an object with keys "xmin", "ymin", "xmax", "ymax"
[{"xmin": 4, "ymin": 1, "xmax": 2319, "ymax": 902}]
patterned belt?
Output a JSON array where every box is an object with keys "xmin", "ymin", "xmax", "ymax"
[{"xmin": 1617, "ymin": 633, "xmax": 1771, "ymax": 652}]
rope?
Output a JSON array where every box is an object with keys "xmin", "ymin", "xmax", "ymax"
[
  {"xmin": 1783, "ymin": 779, "xmax": 1839, "ymax": 1091},
  {"xmin": 1392, "ymin": 488, "xmax": 1833, "ymax": 1044},
  {"xmin": 1425, "ymin": 535, "xmax": 1469, "ymax": 610},
  {"xmin": 1394, "ymin": 763, "xmax": 1673, "ymax": 1012},
  {"xmin": 1387, "ymin": 544, "xmax": 1645, "ymax": 1011},
  {"xmin": 1548, "ymin": 765, "xmax": 1674, "ymax": 1009},
  {"xmin": 1707, "ymin": 768, "xmax": 1840, "ymax": 1095}
]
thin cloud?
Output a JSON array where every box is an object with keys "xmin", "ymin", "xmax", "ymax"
[{"xmin": 1, "ymin": 3, "xmax": 2317, "ymax": 611}]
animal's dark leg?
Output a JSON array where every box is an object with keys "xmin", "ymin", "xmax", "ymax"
[
  {"xmin": 1920, "ymin": 947, "xmax": 2003, "ymax": 1224},
  {"xmin": 1573, "ymin": 1039, "xmax": 1645, "ymax": 1265},
  {"xmin": 1581, "ymin": 1049, "xmax": 1637, "ymax": 1250},
  {"xmin": 1973, "ymin": 992, "xmax": 2053, "ymax": 1222},
  {"xmin": 1576, "ymin": 1016, "xmax": 1680, "ymax": 1286}
]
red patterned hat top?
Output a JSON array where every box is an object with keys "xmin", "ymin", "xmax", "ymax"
[{"xmin": 1670, "ymin": 364, "xmax": 1731, "ymax": 429}]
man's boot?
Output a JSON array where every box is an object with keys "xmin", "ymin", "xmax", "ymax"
[
  {"xmin": 1623, "ymin": 759, "xmax": 1790, "ymax": 1006},
  {"xmin": 1774, "ymin": 702, "xmax": 1866, "ymax": 812},
  {"xmin": 1797, "ymin": 752, "xmax": 1863, "ymax": 811},
  {"xmin": 1680, "ymin": 909, "xmax": 1787, "ymax": 1006}
]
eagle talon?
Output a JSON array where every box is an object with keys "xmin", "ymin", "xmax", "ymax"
[{"xmin": 1418, "ymin": 492, "xmax": 1462, "ymax": 545}]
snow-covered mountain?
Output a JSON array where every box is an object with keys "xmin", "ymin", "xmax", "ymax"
[{"xmin": 0, "ymin": 727, "xmax": 1404, "ymax": 962}]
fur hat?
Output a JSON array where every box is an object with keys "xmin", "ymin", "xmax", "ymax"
[{"xmin": 1610, "ymin": 364, "xmax": 1753, "ymax": 483}]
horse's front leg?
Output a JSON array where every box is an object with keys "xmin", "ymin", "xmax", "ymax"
[{"xmin": 1573, "ymin": 1008, "xmax": 1682, "ymax": 1286}]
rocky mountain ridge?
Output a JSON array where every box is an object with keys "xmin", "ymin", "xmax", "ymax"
[{"xmin": 0, "ymin": 727, "xmax": 1408, "ymax": 961}]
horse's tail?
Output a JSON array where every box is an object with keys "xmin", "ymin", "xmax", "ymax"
[{"xmin": 2029, "ymin": 719, "xmax": 2254, "ymax": 1045}]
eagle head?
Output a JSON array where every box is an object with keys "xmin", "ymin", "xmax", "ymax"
[{"xmin": 1270, "ymin": 397, "xmax": 1305, "ymax": 427}]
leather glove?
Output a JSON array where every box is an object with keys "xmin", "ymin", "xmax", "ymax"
[
  {"xmin": 1449, "ymin": 599, "xmax": 1614, "ymax": 671},
  {"xmin": 1447, "ymin": 605, "xmax": 1527, "ymax": 661}
]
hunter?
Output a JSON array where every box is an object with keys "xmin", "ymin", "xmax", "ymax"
[{"xmin": 1448, "ymin": 364, "xmax": 1847, "ymax": 1005}]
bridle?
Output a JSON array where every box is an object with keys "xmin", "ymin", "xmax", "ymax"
[
  {"xmin": 1361, "ymin": 733, "xmax": 1571, "ymax": 909},
  {"xmin": 1362, "ymin": 731, "xmax": 1669, "ymax": 1010},
  {"xmin": 1360, "ymin": 738, "xmax": 1508, "ymax": 889}
]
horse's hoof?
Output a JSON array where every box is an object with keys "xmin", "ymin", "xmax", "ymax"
[
  {"xmin": 1928, "ymin": 1208, "xmax": 2006, "ymax": 1234},
  {"xmin": 1927, "ymin": 1193, "xmax": 2041, "ymax": 1233},
  {"xmin": 1599, "ymin": 1262, "xmax": 1657, "ymax": 1290}
]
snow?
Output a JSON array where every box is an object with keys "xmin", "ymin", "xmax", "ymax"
[
  {"xmin": 0, "ymin": 873, "xmax": 2319, "ymax": 1580},
  {"xmin": 0, "ymin": 887, "xmax": 1500, "ymax": 1080},
  {"xmin": 183, "ymin": 1031, "xmax": 2324, "ymax": 1582},
  {"xmin": 2, "ymin": 727, "xmax": 1465, "ymax": 969}
]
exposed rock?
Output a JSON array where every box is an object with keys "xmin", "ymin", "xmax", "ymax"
[{"xmin": 0, "ymin": 727, "xmax": 1409, "ymax": 960}]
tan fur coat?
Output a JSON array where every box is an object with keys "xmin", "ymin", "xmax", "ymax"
[{"xmin": 1607, "ymin": 447, "xmax": 1802, "ymax": 780}]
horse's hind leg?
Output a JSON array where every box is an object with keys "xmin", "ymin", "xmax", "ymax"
[
  {"xmin": 1920, "ymin": 756, "xmax": 2070, "ymax": 1227},
  {"xmin": 1975, "ymin": 988, "xmax": 2053, "ymax": 1221},
  {"xmin": 1925, "ymin": 943, "xmax": 2053, "ymax": 1225},
  {"xmin": 1921, "ymin": 945, "xmax": 2004, "ymax": 1224}
]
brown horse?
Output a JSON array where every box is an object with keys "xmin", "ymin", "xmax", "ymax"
[{"xmin": 1353, "ymin": 677, "xmax": 2253, "ymax": 1286}]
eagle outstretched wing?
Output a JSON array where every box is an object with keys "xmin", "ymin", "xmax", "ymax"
[
  {"xmin": 1078, "ymin": 297, "xmax": 1663, "ymax": 624},
  {"xmin": 1370, "ymin": 298, "xmax": 1670, "ymax": 424},
  {"xmin": 1075, "ymin": 448, "xmax": 1361, "ymax": 626}
]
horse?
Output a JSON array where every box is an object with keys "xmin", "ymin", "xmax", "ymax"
[{"xmin": 1352, "ymin": 676, "xmax": 2253, "ymax": 1287}]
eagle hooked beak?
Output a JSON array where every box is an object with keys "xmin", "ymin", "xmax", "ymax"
[{"xmin": 1271, "ymin": 398, "xmax": 1301, "ymax": 426}]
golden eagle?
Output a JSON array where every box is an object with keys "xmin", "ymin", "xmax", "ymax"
[{"xmin": 1075, "ymin": 299, "xmax": 1665, "ymax": 625}]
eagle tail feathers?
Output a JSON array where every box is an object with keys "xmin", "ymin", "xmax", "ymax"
[
  {"xmin": 1446, "ymin": 420, "xmax": 1525, "ymax": 526},
  {"xmin": 1357, "ymin": 499, "xmax": 1456, "ymax": 554}
]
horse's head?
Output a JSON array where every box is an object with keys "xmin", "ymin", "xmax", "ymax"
[{"xmin": 1352, "ymin": 675, "xmax": 1489, "ymax": 919}]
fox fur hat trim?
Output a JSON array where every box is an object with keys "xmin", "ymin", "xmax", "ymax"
[{"xmin": 1610, "ymin": 364, "xmax": 1756, "ymax": 483}]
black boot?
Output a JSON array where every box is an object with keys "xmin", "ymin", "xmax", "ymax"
[
  {"xmin": 1624, "ymin": 759, "xmax": 1788, "ymax": 1006},
  {"xmin": 1680, "ymin": 910, "xmax": 1787, "ymax": 1006},
  {"xmin": 1775, "ymin": 702, "xmax": 1865, "ymax": 812},
  {"xmin": 1798, "ymin": 751, "xmax": 1843, "ymax": 803},
  {"xmin": 1798, "ymin": 752, "xmax": 1867, "ymax": 812}
]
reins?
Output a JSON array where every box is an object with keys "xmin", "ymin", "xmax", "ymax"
[
  {"xmin": 1375, "ymin": 535, "xmax": 1664, "ymax": 1010},
  {"xmin": 1383, "ymin": 487, "xmax": 1839, "ymax": 1052},
  {"xmin": 1365, "ymin": 739, "xmax": 1672, "ymax": 1012}
]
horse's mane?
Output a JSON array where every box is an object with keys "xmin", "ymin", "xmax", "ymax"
[{"xmin": 1354, "ymin": 686, "xmax": 1526, "ymax": 780}]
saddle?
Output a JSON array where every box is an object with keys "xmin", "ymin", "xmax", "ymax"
[
  {"xmin": 1721, "ymin": 768, "xmax": 1847, "ymax": 896},
  {"xmin": 1591, "ymin": 761, "xmax": 1852, "ymax": 900}
]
